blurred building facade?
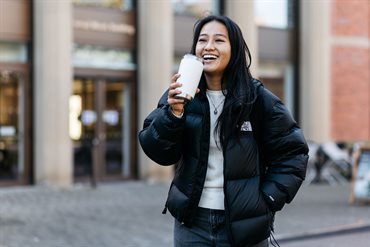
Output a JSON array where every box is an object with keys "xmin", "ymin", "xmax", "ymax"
[
  {"xmin": 300, "ymin": 0, "xmax": 370, "ymax": 144},
  {"xmin": 0, "ymin": 0, "xmax": 368, "ymax": 186}
]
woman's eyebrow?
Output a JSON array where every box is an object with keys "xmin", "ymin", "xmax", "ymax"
[
  {"xmin": 199, "ymin": 33, "xmax": 227, "ymax": 37},
  {"xmin": 215, "ymin": 34, "xmax": 227, "ymax": 38}
]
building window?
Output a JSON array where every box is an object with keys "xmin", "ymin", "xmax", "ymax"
[
  {"xmin": 0, "ymin": 42, "xmax": 28, "ymax": 63},
  {"xmin": 172, "ymin": 0, "xmax": 221, "ymax": 17},
  {"xmin": 73, "ymin": 44, "xmax": 135, "ymax": 70},
  {"xmin": 72, "ymin": 0, "xmax": 134, "ymax": 10},
  {"xmin": 255, "ymin": 0, "xmax": 288, "ymax": 28}
]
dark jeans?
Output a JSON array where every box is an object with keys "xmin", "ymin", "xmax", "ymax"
[{"xmin": 174, "ymin": 207, "xmax": 269, "ymax": 247}]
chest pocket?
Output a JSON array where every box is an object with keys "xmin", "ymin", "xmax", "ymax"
[{"xmin": 224, "ymin": 120, "xmax": 259, "ymax": 179}]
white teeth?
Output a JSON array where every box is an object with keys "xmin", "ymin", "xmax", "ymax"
[{"xmin": 203, "ymin": 54, "xmax": 217, "ymax": 59}]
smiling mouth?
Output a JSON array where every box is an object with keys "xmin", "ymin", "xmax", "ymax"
[{"xmin": 202, "ymin": 54, "xmax": 218, "ymax": 62}]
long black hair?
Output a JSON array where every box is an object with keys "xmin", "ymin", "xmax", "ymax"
[{"xmin": 190, "ymin": 15, "xmax": 257, "ymax": 149}]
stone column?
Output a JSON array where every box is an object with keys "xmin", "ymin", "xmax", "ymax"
[
  {"xmin": 300, "ymin": 1, "xmax": 331, "ymax": 142},
  {"xmin": 225, "ymin": 0, "xmax": 258, "ymax": 76},
  {"xmin": 33, "ymin": 0, "xmax": 73, "ymax": 186},
  {"xmin": 137, "ymin": 1, "xmax": 174, "ymax": 182}
]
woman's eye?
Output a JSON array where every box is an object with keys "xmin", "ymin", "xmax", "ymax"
[
  {"xmin": 198, "ymin": 39, "xmax": 207, "ymax": 42},
  {"xmin": 216, "ymin": 39, "xmax": 225, "ymax": 42}
]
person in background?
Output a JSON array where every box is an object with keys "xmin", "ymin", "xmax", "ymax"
[{"xmin": 139, "ymin": 15, "xmax": 308, "ymax": 247}]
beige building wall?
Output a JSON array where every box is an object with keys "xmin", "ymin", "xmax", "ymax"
[
  {"xmin": 33, "ymin": 0, "xmax": 73, "ymax": 186},
  {"xmin": 300, "ymin": 1, "xmax": 331, "ymax": 143},
  {"xmin": 137, "ymin": 1, "xmax": 174, "ymax": 182}
]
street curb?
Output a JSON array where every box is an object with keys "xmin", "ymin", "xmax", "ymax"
[{"xmin": 276, "ymin": 222, "xmax": 370, "ymax": 243}]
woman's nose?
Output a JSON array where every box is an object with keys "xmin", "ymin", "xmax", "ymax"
[{"xmin": 205, "ymin": 41, "xmax": 215, "ymax": 50}]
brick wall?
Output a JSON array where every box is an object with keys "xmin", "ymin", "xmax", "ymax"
[
  {"xmin": 330, "ymin": 0, "xmax": 370, "ymax": 141},
  {"xmin": 332, "ymin": 0, "xmax": 369, "ymax": 37}
]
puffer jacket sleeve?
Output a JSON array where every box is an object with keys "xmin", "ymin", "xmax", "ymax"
[
  {"xmin": 138, "ymin": 90, "xmax": 185, "ymax": 166},
  {"xmin": 259, "ymin": 88, "xmax": 309, "ymax": 212}
]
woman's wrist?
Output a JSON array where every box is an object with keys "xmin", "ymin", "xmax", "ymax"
[{"xmin": 170, "ymin": 107, "xmax": 184, "ymax": 118}]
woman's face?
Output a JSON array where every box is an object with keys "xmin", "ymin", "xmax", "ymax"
[{"xmin": 195, "ymin": 21, "xmax": 231, "ymax": 78}]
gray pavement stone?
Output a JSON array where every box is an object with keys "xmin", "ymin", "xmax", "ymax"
[
  {"xmin": 0, "ymin": 182, "xmax": 173, "ymax": 247},
  {"xmin": 281, "ymin": 230, "xmax": 370, "ymax": 247},
  {"xmin": 0, "ymin": 181, "xmax": 369, "ymax": 247},
  {"xmin": 273, "ymin": 183, "xmax": 370, "ymax": 247},
  {"xmin": 274, "ymin": 183, "xmax": 370, "ymax": 239}
]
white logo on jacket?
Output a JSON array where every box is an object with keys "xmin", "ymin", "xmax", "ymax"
[{"xmin": 241, "ymin": 121, "xmax": 253, "ymax": 132}]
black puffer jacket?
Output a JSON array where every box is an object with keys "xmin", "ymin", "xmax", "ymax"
[{"xmin": 139, "ymin": 81, "xmax": 308, "ymax": 247}]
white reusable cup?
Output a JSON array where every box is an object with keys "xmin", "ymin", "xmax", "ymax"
[{"xmin": 175, "ymin": 54, "xmax": 203, "ymax": 101}]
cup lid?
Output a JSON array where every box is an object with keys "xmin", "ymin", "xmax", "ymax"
[{"xmin": 183, "ymin": 54, "xmax": 203, "ymax": 63}]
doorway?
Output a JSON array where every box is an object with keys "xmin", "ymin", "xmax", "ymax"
[
  {"xmin": 0, "ymin": 69, "xmax": 30, "ymax": 185},
  {"xmin": 71, "ymin": 78, "xmax": 133, "ymax": 182}
]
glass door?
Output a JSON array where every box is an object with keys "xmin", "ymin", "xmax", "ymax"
[
  {"xmin": 70, "ymin": 79, "xmax": 95, "ymax": 178},
  {"xmin": 104, "ymin": 81, "xmax": 131, "ymax": 177},
  {"xmin": 0, "ymin": 71, "xmax": 24, "ymax": 181},
  {"xmin": 70, "ymin": 78, "xmax": 132, "ymax": 182}
]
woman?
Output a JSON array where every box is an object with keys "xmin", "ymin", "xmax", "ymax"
[{"xmin": 139, "ymin": 15, "xmax": 308, "ymax": 247}]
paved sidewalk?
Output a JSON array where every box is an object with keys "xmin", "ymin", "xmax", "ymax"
[
  {"xmin": 0, "ymin": 182, "xmax": 173, "ymax": 247},
  {"xmin": 274, "ymin": 183, "xmax": 370, "ymax": 246},
  {"xmin": 0, "ymin": 181, "xmax": 369, "ymax": 247}
]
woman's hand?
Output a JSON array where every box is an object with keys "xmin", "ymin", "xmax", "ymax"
[
  {"xmin": 168, "ymin": 74, "xmax": 186, "ymax": 116},
  {"xmin": 167, "ymin": 74, "xmax": 201, "ymax": 117}
]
